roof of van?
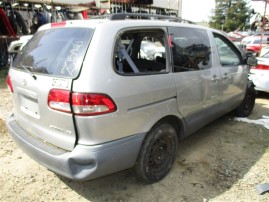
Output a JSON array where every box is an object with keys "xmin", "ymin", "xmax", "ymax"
[{"xmin": 37, "ymin": 13, "xmax": 220, "ymax": 35}]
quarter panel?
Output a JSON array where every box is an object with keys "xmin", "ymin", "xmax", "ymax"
[{"xmin": 74, "ymin": 73, "xmax": 182, "ymax": 145}]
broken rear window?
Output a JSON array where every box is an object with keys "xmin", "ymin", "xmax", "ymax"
[
  {"xmin": 12, "ymin": 28, "xmax": 93, "ymax": 78},
  {"xmin": 114, "ymin": 29, "xmax": 168, "ymax": 75}
]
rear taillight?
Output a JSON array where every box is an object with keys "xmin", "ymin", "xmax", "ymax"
[
  {"xmin": 252, "ymin": 64, "xmax": 269, "ymax": 70},
  {"xmin": 6, "ymin": 74, "xmax": 13, "ymax": 93},
  {"xmin": 48, "ymin": 89, "xmax": 117, "ymax": 116},
  {"xmin": 72, "ymin": 93, "xmax": 117, "ymax": 116},
  {"xmin": 48, "ymin": 89, "xmax": 71, "ymax": 113}
]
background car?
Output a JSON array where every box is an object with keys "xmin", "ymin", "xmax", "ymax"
[
  {"xmin": 241, "ymin": 35, "xmax": 269, "ymax": 55},
  {"xmin": 249, "ymin": 46, "xmax": 269, "ymax": 93},
  {"xmin": 8, "ymin": 35, "xmax": 33, "ymax": 54}
]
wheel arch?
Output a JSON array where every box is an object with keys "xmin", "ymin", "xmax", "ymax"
[{"xmin": 150, "ymin": 115, "xmax": 186, "ymax": 141}]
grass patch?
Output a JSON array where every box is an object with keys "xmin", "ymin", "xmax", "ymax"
[
  {"xmin": 264, "ymin": 147, "xmax": 269, "ymax": 153},
  {"xmin": 0, "ymin": 68, "xmax": 9, "ymax": 88}
]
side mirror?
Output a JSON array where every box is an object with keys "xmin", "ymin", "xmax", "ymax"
[{"xmin": 246, "ymin": 56, "xmax": 257, "ymax": 66}]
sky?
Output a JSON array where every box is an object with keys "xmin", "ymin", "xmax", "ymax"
[
  {"xmin": 181, "ymin": 0, "xmax": 269, "ymax": 22},
  {"xmin": 181, "ymin": 0, "xmax": 215, "ymax": 22}
]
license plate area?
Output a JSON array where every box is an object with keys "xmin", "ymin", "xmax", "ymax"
[{"xmin": 19, "ymin": 95, "xmax": 40, "ymax": 119}]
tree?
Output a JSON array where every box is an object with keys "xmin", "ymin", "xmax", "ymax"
[{"xmin": 209, "ymin": 0, "xmax": 250, "ymax": 32}]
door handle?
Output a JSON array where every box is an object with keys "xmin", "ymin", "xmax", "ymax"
[
  {"xmin": 211, "ymin": 75, "xmax": 220, "ymax": 81},
  {"xmin": 222, "ymin": 73, "xmax": 231, "ymax": 80}
]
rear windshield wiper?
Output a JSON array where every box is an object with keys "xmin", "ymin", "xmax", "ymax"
[{"xmin": 20, "ymin": 63, "xmax": 37, "ymax": 80}]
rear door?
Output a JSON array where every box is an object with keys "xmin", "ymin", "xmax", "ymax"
[
  {"xmin": 168, "ymin": 27, "xmax": 221, "ymax": 135},
  {"xmin": 10, "ymin": 26, "xmax": 93, "ymax": 151}
]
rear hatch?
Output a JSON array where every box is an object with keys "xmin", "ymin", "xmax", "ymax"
[{"xmin": 8, "ymin": 24, "xmax": 93, "ymax": 151}]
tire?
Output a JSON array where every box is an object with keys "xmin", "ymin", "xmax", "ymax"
[
  {"xmin": 134, "ymin": 123, "xmax": 178, "ymax": 183},
  {"xmin": 235, "ymin": 84, "xmax": 256, "ymax": 117}
]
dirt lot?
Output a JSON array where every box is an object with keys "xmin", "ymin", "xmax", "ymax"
[{"xmin": 1, "ymin": 84, "xmax": 269, "ymax": 201}]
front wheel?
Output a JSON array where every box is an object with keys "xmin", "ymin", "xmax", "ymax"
[
  {"xmin": 235, "ymin": 84, "xmax": 256, "ymax": 117},
  {"xmin": 134, "ymin": 123, "xmax": 178, "ymax": 183}
]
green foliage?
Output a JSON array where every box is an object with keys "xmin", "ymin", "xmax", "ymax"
[{"xmin": 209, "ymin": 0, "xmax": 250, "ymax": 32}]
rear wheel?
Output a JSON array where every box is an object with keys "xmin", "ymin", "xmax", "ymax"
[
  {"xmin": 134, "ymin": 123, "xmax": 178, "ymax": 183},
  {"xmin": 235, "ymin": 84, "xmax": 256, "ymax": 117}
]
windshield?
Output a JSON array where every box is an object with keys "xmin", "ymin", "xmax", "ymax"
[{"xmin": 13, "ymin": 28, "xmax": 93, "ymax": 78}]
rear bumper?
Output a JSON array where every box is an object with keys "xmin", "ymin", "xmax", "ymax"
[{"xmin": 6, "ymin": 114, "xmax": 145, "ymax": 181}]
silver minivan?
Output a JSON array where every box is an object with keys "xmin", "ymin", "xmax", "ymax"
[{"xmin": 6, "ymin": 14, "xmax": 256, "ymax": 183}]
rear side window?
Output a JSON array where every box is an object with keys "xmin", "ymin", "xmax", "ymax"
[
  {"xmin": 168, "ymin": 27, "xmax": 212, "ymax": 72},
  {"xmin": 12, "ymin": 28, "xmax": 93, "ymax": 78},
  {"xmin": 114, "ymin": 29, "xmax": 168, "ymax": 75}
]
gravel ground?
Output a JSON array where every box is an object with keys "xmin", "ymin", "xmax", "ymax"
[{"xmin": 1, "ymin": 84, "xmax": 269, "ymax": 202}]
